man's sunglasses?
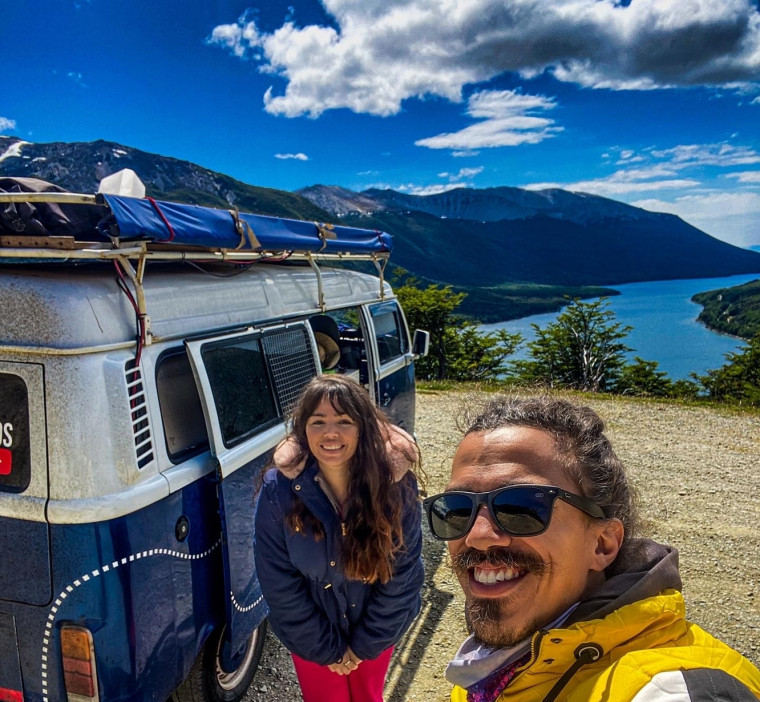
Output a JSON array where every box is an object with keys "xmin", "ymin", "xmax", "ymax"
[{"xmin": 423, "ymin": 484, "xmax": 606, "ymax": 541}]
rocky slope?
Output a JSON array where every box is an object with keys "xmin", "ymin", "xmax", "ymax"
[{"xmin": 0, "ymin": 136, "xmax": 329, "ymax": 221}]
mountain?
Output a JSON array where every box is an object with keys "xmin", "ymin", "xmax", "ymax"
[
  {"xmin": 3, "ymin": 136, "xmax": 760, "ymax": 322},
  {"xmin": 305, "ymin": 184, "xmax": 642, "ymax": 225},
  {"xmin": 0, "ymin": 136, "xmax": 330, "ymax": 221},
  {"xmin": 296, "ymin": 185, "xmax": 381, "ymax": 216},
  {"xmin": 298, "ymin": 185, "xmax": 760, "ymax": 288}
]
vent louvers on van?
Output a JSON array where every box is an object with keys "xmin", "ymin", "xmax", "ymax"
[
  {"xmin": 125, "ymin": 359, "xmax": 155, "ymax": 470},
  {"xmin": 263, "ymin": 325, "xmax": 318, "ymax": 416}
]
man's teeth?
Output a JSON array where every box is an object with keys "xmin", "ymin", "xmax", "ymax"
[{"xmin": 473, "ymin": 567, "xmax": 523, "ymax": 584}]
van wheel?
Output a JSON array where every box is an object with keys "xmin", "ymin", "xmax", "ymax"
[{"xmin": 170, "ymin": 620, "xmax": 268, "ymax": 702}]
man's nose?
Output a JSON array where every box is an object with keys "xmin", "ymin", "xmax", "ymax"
[{"xmin": 464, "ymin": 504, "xmax": 512, "ymax": 548}]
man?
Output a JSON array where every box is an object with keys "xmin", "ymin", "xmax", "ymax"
[{"xmin": 423, "ymin": 396, "xmax": 760, "ymax": 701}]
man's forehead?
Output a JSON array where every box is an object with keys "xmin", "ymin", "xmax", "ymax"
[
  {"xmin": 453, "ymin": 427, "xmax": 557, "ymax": 464},
  {"xmin": 449, "ymin": 426, "xmax": 569, "ymax": 490}
]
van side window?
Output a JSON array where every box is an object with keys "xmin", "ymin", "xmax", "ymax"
[
  {"xmin": 202, "ymin": 336, "xmax": 279, "ymax": 448},
  {"xmin": 370, "ymin": 302, "xmax": 409, "ymax": 364},
  {"xmin": 328, "ymin": 308, "xmax": 365, "ymax": 371},
  {"xmin": 156, "ymin": 352, "xmax": 209, "ymax": 461},
  {"xmin": 0, "ymin": 373, "xmax": 31, "ymax": 493}
]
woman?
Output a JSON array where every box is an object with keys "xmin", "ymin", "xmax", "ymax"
[{"xmin": 254, "ymin": 375, "xmax": 425, "ymax": 702}]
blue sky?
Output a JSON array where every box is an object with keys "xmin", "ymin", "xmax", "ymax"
[{"xmin": 2, "ymin": 0, "xmax": 760, "ymax": 247}]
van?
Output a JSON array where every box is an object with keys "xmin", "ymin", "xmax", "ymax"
[{"xmin": 0, "ymin": 174, "xmax": 429, "ymax": 702}]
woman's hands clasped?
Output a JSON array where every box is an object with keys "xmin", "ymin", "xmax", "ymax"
[{"xmin": 327, "ymin": 647, "xmax": 363, "ymax": 676}]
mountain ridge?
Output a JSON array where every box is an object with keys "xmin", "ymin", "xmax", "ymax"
[
  {"xmin": 2, "ymin": 136, "xmax": 760, "ymax": 320},
  {"xmin": 295, "ymin": 184, "xmax": 760, "ymax": 287},
  {"xmin": 0, "ymin": 136, "xmax": 331, "ymax": 221}
]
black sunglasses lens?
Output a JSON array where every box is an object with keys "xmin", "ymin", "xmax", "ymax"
[
  {"xmin": 491, "ymin": 487, "xmax": 552, "ymax": 535},
  {"xmin": 429, "ymin": 494, "xmax": 474, "ymax": 540}
]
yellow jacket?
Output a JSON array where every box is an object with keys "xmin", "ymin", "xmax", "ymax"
[{"xmin": 451, "ymin": 588, "xmax": 760, "ymax": 701}]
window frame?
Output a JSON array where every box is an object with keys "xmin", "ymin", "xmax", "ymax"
[{"xmin": 183, "ymin": 321, "xmax": 317, "ymax": 479}]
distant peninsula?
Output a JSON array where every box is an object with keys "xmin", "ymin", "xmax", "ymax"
[{"xmin": 692, "ymin": 279, "xmax": 760, "ymax": 340}]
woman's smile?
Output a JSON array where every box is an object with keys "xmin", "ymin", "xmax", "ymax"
[{"xmin": 306, "ymin": 397, "xmax": 359, "ymax": 472}]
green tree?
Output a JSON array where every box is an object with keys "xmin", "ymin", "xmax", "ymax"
[
  {"xmin": 394, "ymin": 275, "xmax": 520, "ymax": 381},
  {"xmin": 614, "ymin": 357, "xmax": 673, "ymax": 397},
  {"xmin": 394, "ymin": 280, "xmax": 465, "ymax": 380},
  {"xmin": 514, "ymin": 298, "xmax": 632, "ymax": 392},
  {"xmin": 698, "ymin": 332, "xmax": 760, "ymax": 406},
  {"xmin": 670, "ymin": 377, "xmax": 702, "ymax": 401},
  {"xmin": 444, "ymin": 323, "xmax": 521, "ymax": 382}
]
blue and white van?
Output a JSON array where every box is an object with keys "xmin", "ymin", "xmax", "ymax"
[{"xmin": 0, "ymin": 174, "xmax": 428, "ymax": 702}]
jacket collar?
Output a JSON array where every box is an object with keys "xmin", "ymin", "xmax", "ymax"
[
  {"xmin": 446, "ymin": 538, "xmax": 682, "ymax": 692},
  {"xmin": 566, "ymin": 538, "xmax": 681, "ymax": 626}
]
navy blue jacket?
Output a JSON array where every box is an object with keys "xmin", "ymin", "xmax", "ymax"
[{"xmin": 254, "ymin": 460, "xmax": 424, "ymax": 666}]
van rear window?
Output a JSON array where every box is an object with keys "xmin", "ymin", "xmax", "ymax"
[
  {"xmin": 156, "ymin": 352, "xmax": 210, "ymax": 461},
  {"xmin": 0, "ymin": 374, "xmax": 31, "ymax": 493}
]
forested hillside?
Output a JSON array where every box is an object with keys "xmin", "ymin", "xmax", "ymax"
[{"xmin": 693, "ymin": 279, "xmax": 760, "ymax": 339}]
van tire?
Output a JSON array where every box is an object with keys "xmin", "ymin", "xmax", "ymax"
[{"xmin": 170, "ymin": 620, "xmax": 268, "ymax": 702}]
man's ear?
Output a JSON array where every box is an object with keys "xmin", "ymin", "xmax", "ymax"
[{"xmin": 591, "ymin": 518, "xmax": 624, "ymax": 572}]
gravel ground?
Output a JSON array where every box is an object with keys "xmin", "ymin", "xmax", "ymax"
[{"xmin": 244, "ymin": 388, "xmax": 760, "ymax": 701}]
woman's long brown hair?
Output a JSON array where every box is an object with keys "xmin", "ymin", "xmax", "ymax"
[{"xmin": 283, "ymin": 375, "xmax": 419, "ymax": 584}]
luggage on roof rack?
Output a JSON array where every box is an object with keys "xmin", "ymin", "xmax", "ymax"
[{"xmin": 0, "ymin": 175, "xmax": 392, "ymax": 263}]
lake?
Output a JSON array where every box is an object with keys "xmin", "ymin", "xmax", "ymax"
[{"xmin": 481, "ymin": 273, "xmax": 760, "ymax": 380}]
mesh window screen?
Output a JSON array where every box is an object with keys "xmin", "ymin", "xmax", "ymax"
[{"xmin": 263, "ymin": 325, "xmax": 318, "ymax": 415}]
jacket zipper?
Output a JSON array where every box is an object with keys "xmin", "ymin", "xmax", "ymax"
[{"xmin": 315, "ymin": 474, "xmax": 346, "ymax": 538}]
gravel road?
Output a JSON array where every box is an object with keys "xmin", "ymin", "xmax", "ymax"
[{"xmin": 244, "ymin": 389, "xmax": 760, "ymax": 701}]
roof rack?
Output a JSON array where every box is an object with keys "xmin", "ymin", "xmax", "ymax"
[{"xmin": 0, "ymin": 176, "xmax": 393, "ymax": 343}]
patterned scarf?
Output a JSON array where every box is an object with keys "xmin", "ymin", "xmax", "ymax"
[{"xmin": 466, "ymin": 650, "xmax": 532, "ymax": 702}]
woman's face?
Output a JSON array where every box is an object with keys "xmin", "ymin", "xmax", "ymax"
[{"xmin": 305, "ymin": 396, "xmax": 359, "ymax": 473}]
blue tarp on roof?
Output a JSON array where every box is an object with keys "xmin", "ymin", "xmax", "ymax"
[{"xmin": 103, "ymin": 195, "xmax": 392, "ymax": 254}]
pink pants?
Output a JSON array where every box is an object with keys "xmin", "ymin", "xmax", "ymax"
[{"xmin": 291, "ymin": 647, "xmax": 394, "ymax": 702}]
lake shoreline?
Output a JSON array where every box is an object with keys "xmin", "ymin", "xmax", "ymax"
[{"xmin": 481, "ymin": 273, "xmax": 759, "ymax": 380}]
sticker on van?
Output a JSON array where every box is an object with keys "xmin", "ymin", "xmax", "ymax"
[{"xmin": 0, "ymin": 373, "xmax": 30, "ymax": 493}]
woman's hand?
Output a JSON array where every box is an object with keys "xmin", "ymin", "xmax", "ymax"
[{"xmin": 327, "ymin": 648, "xmax": 363, "ymax": 675}]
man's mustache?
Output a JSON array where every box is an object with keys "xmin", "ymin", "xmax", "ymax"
[{"xmin": 451, "ymin": 546, "xmax": 548, "ymax": 576}]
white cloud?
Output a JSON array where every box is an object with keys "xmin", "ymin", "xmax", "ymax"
[
  {"xmin": 523, "ymin": 141, "xmax": 760, "ymax": 245},
  {"xmin": 650, "ymin": 143, "xmax": 760, "ymax": 168},
  {"xmin": 635, "ymin": 191, "xmax": 760, "ymax": 220},
  {"xmin": 416, "ymin": 90, "xmax": 561, "ymax": 150},
  {"xmin": 208, "ymin": 0, "xmax": 760, "ymax": 118},
  {"xmin": 438, "ymin": 166, "xmax": 484, "ymax": 180},
  {"xmin": 527, "ymin": 175, "xmax": 700, "ymax": 196},
  {"xmin": 400, "ymin": 183, "xmax": 467, "ymax": 196},
  {"xmin": 632, "ymin": 191, "xmax": 760, "ymax": 245},
  {"xmin": 207, "ymin": 15, "xmax": 264, "ymax": 59},
  {"xmin": 726, "ymin": 171, "xmax": 760, "ymax": 182},
  {"xmin": 274, "ymin": 152, "xmax": 309, "ymax": 161},
  {"xmin": 0, "ymin": 117, "xmax": 16, "ymax": 133},
  {"xmin": 529, "ymin": 142, "xmax": 760, "ymax": 198}
]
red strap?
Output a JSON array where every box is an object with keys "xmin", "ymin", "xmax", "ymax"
[{"xmin": 146, "ymin": 197, "xmax": 176, "ymax": 241}]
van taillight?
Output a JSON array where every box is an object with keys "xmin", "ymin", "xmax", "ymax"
[
  {"xmin": 61, "ymin": 626, "xmax": 99, "ymax": 701},
  {"xmin": 0, "ymin": 688, "xmax": 23, "ymax": 702}
]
